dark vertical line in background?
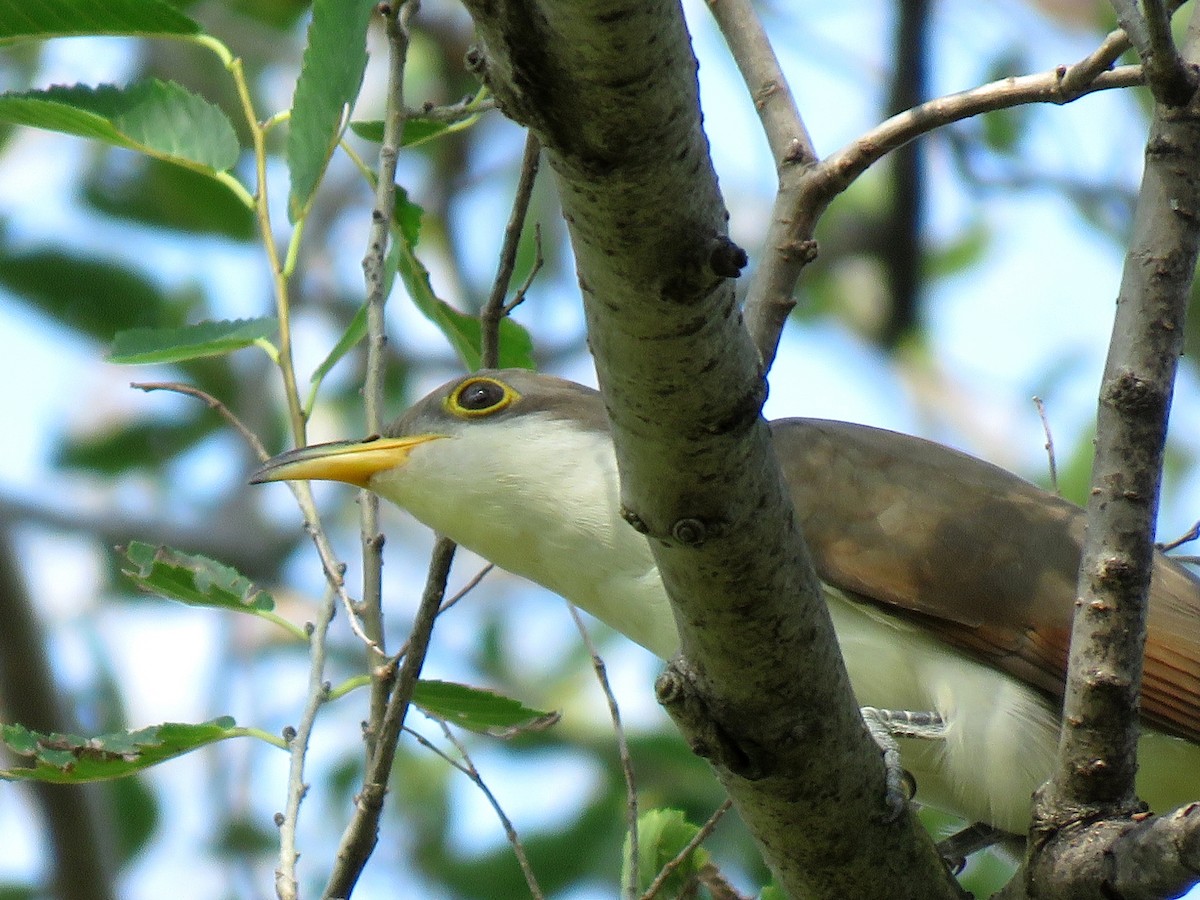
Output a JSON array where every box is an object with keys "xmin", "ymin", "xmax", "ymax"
[{"xmin": 881, "ymin": 0, "xmax": 931, "ymax": 349}]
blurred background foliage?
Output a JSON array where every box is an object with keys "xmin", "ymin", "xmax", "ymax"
[{"xmin": 2, "ymin": 0, "xmax": 1199, "ymax": 898}]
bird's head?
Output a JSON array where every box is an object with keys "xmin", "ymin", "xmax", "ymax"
[{"xmin": 249, "ymin": 370, "xmax": 657, "ymax": 625}]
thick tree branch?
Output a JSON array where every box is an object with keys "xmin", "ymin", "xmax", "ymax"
[
  {"xmin": 459, "ymin": 1, "xmax": 958, "ymax": 896},
  {"xmin": 1023, "ymin": 4, "xmax": 1200, "ymax": 895}
]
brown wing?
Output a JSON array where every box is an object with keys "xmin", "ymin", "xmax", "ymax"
[{"xmin": 772, "ymin": 418, "xmax": 1200, "ymax": 742}]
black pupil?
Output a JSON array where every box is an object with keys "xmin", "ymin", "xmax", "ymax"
[{"xmin": 458, "ymin": 380, "xmax": 503, "ymax": 410}]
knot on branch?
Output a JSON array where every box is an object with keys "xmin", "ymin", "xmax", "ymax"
[
  {"xmin": 708, "ymin": 235, "xmax": 748, "ymax": 278},
  {"xmin": 656, "ymin": 660, "xmax": 761, "ymax": 778}
]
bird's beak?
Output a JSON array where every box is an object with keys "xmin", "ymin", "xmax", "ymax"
[{"xmin": 249, "ymin": 434, "xmax": 446, "ymax": 489}]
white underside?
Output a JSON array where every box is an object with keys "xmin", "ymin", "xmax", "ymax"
[{"xmin": 373, "ymin": 416, "xmax": 1200, "ymax": 833}]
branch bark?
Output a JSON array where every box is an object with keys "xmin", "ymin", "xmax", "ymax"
[
  {"xmin": 457, "ymin": 1, "xmax": 959, "ymax": 896},
  {"xmin": 1022, "ymin": 3, "xmax": 1200, "ymax": 895}
]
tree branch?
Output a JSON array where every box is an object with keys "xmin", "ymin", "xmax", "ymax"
[
  {"xmin": 743, "ymin": 48, "xmax": 1143, "ymax": 368},
  {"xmin": 458, "ymin": 1, "xmax": 959, "ymax": 895},
  {"xmin": 359, "ymin": 0, "xmax": 416, "ymax": 761},
  {"xmin": 1027, "ymin": 1, "xmax": 1200, "ymax": 890}
]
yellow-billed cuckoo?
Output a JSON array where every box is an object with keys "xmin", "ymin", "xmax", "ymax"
[{"xmin": 250, "ymin": 369, "xmax": 1200, "ymax": 835}]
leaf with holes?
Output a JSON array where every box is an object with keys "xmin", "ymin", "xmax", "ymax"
[{"xmin": 0, "ymin": 719, "xmax": 244, "ymax": 783}]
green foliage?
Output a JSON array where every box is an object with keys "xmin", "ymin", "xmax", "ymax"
[
  {"xmin": 109, "ymin": 317, "xmax": 278, "ymax": 364},
  {"xmin": 412, "ymin": 680, "xmax": 556, "ymax": 736},
  {"xmin": 0, "ymin": 719, "xmax": 242, "ymax": 783},
  {"xmin": 286, "ymin": 0, "xmax": 377, "ymax": 222},
  {"xmin": 0, "ymin": 246, "xmax": 189, "ymax": 338},
  {"xmin": 350, "ymin": 112, "xmax": 483, "ymax": 148},
  {"xmin": 393, "ymin": 190, "xmax": 536, "ymax": 371},
  {"xmin": 0, "ymin": 0, "xmax": 199, "ymax": 43},
  {"xmin": 311, "ymin": 302, "xmax": 368, "ymax": 385},
  {"xmin": 54, "ymin": 416, "xmax": 216, "ymax": 475},
  {"xmin": 84, "ymin": 156, "xmax": 257, "ymax": 238},
  {"xmin": 0, "ymin": 81, "xmax": 239, "ymax": 174},
  {"xmin": 119, "ymin": 542, "xmax": 304, "ymax": 638},
  {"xmin": 623, "ymin": 808, "xmax": 710, "ymax": 896}
]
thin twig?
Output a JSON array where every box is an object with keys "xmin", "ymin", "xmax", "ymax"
[
  {"xmin": 1158, "ymin": 519, "xmax": 1200, "ymax": 552},
  {"xmin": 130, "ymin": 381, "xmax": 270, "ymax": 461},
  {"xmin": 276, "ymin": 582, "xmax": 338, "ymax": 900},
  {"xmin": 359, "ymin": 0, "xmax": 416, "ymax": 761},
  {"xmin": 322, "ymin": 536, "xmax": 455, "ymax": 899},
  {"xmin": 392, "ymin": 563, "xmax": 494, "ymax": 663},
  {"xmin": 416, "ymin": 721, "xmax": 546, "ymax": 899},
  {"xmin": 481, "ymin": 131, "xmax": 542, "ymax": 369},
  {"xmin": 503, "ymin": 223, "xmax": 544, "ymax": 316},
  {"xmin": 566, "ymin": 604, "xmax": 638, "ymax": 900},
  {"xmin": 640, "ymin": 799, "xmax": 733, "ymax": 900},
  {"xmin": 1032, "ymin": 396, "xmax": 1060, "ymax": 496},
  {"xmin": 705, "ymin": 0, "xmax": 814, "ymax": 168},
  {"xmin": 1110, "ymin": 0, "xmax": 1153, "ymax": 61},
  {"xmin": 1059, "ymin": 27, "xmax": 1131, "ymax": 95},
  {"xmin": 405, "ymin": 91, "xmax": 496, "ymax": 123}
]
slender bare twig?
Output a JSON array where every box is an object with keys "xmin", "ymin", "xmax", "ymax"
[
  {"xmin": 705, "ymin": 0, "xmax": 813, "ymax": 168},
  {"xmin": 1158, "ymin": 519, "xmax": 1200, "ymax": 552},
  {"xmin": 1060, "ymin": 27, "xmax": 1132, "ymax": 95},
  {"xmin": 131, "ymin": 381, "xmax": 270, "ymax": 461},
  {"xmin": 503, "ymin": 223, "xmax": 544, "ymax": 316},
  {"xmin": 276, "ymin": 581, "xmax": 338, "ymax": 900},
  {"xmin": 1032, "ymin": 396, "xmax": 1060, "ymax": 495},
  {"xmin": 566, "ymin": 605, "xmax": 639, "ymax": 899},
  {"xmin": 406, "ymin": 92, "xmax": 496, "ymax": 123},
  {"xmin": 412, "ymin": 721, "xmax": 545, "ymax": 899},
  {"xmin": 481, "ymin": 131, "xmax": 542, "ymax": 369},
  {"xmin": 323, "ymin": 534, "xmax": 454, "ymax": 899},
  {"xmin": 392, "ymin": 563, "xmax": 494, "ymax": 662},
  {"xmin": 640, "ymin": 799, "xmax": 733, "ymax": 900},
  {"xmin": 358, "ymin": 0, "xmax": 416, "ymax": 762}
]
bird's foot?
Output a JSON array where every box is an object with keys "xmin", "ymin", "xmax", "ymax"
[
  {"xmin": 860, "ymin": 706, "xmax": 947, "ymax": 822},
  {"xmin": 935, "ymin": 822, "xmax": 1008, "ymax": 873}
]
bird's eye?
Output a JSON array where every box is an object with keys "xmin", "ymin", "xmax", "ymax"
[{"xmin": 445, "ymin": 377, "xmax": 520, "ymax": 417}]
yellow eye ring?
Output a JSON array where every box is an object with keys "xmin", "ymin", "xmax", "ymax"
[{"xmin": 444, "ymin": 376, "xmax": 520, "ymax": 418}]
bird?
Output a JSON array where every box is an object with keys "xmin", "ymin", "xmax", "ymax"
[{"xmin": 250, "ymin": 368, "xmax": 1200, "ymax": 836}]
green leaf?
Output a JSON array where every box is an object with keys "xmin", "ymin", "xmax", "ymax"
[
  {"xmin": 0, "ymin": 719, "xmax": 240, "ymax": 783},
  {"xmin": 392, "ymin": 193, "xmax": 535, "ymax": 371},
  {"xmin": 84, "ymin": 155, "xmax": 256, "ymax": 239},
  {"xmin": 622, "ymin": 809, "xmax": 710, "ymax": 894},
  {"xmin": 0, "ymin": 247, "xmax": 188, "ymax": 339},
  {"xmin": 412, "ymin": 680, "xmax": 557, "ymax": 736},
  {"xmin": 0, "ymin": 0, "xmax": 200, "ymax": 44},
  {"xmin": 55, "ymin": 418, "xmax": 216, "ymax": 475},
  {"xmin": 286, "ymin": 0, "xmax": 377, "ymax": 222},
  {"xmin": 311, "ymin": 302, "xmax": 368, "ymax": 385},
  {"xmin": 109, "ymin": 317, "xmax": 277, "ymax": 364},
  {"xmin": 0, "ymin": 81, "xmax": 239, "ymax": 173},
  {"xmin": 350, "ymin": 114, "xmax": 482, "ymax": 148},
  {"xmin": 119, "ymin": 542, "xmax": 306, "ymax": 638}
]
